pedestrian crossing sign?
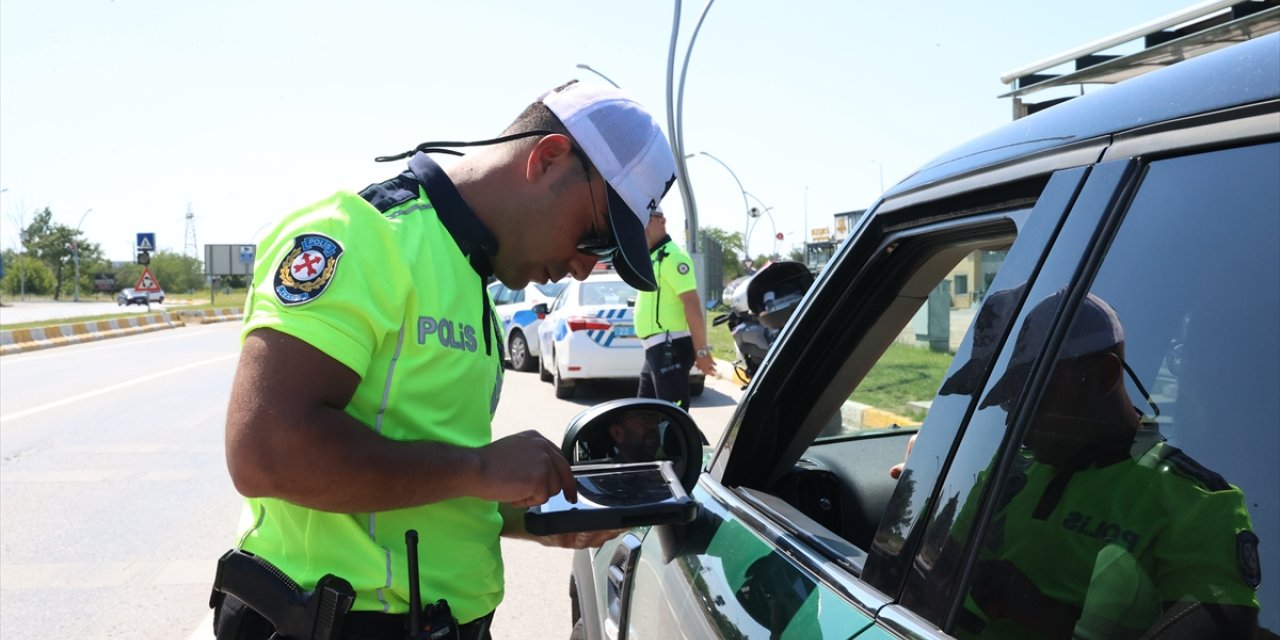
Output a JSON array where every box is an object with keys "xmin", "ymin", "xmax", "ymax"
[
  {"xmin": 136, "ymin": 233, "xmax": 156, "ymax": 251},
  {"xmin": 135, "ymin": 267, "xmax": 162, "ymax": 292}
]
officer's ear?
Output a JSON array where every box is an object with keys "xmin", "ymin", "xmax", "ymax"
[
  {"xmin": 525, "ymin": 134, "xmax": 575, "ymax": 184},
  {"xmin": 1093, "ymin": 352, "xmax": 1124, "ymax": 396}
]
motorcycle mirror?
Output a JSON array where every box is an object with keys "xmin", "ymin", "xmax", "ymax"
[{"xmin": 560, "ymin": 399, "xmax": 704, "ymax": 494}]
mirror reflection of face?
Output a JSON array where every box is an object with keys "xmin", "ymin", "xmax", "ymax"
[{"xmin": 609, "ymin": 410, "xmax": 663, "ymax": 463}]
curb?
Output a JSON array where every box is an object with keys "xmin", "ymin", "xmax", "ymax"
[
  {"xmin": 0, "ymin": 307, "xmax": 243, "ymax": 356},
  {"xmin": 176, "ymin": 308, "xmax": 244, "ymax": 325}
]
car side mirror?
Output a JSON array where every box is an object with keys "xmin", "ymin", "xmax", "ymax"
[
  {"xmin": 561, "ymin": 399, "xmax": 703, "ymax": 494},
  {"xmin": 532, "ymin": 302, "xmax": 549, "ymax": 319}
]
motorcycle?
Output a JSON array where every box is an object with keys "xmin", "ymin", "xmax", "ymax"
[{"xmin": 712, "ymin": 261, "xmax": 814, "ymax": 384}]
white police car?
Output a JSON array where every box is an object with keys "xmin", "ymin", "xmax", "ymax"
[
  {"xmin": 488, "ymin": 279, "xmax": 567, "ymax": 372},
  {"xmin": 534, "ymin": 272, "xmax": 643, "ymax": 399},
  {"xmin": 535, "ymin": 270, "xmax": 707, "ymax": 400}
]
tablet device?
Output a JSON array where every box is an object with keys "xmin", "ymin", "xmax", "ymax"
[{"xmin": 524, "ymin": 461, "xmax": 697, "ymax": 536}]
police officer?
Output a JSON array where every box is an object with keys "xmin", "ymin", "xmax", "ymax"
[
  {"xmin": 218, "ymin": 81, "xmax": 676, "ymax": 640},
  {"xmin": 634, "ymin": 207, "xmax": 717, "ymax": 410}
]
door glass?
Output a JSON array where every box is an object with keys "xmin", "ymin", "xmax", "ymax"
[
  {"xmin": 818, "ymin": 247, "xmax": 1009, "ymax": 439},
  {"xmin": 948, "ymin": 143, "xmax": 1277, "ymax": 638}
]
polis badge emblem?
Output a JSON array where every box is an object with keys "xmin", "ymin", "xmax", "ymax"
[{"xmin": 274, "ymin": 234, "xmax": 344, "ymax": 305}]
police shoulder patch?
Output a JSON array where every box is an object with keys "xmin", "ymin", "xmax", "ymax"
[
  {"xmin": 677, "ymin": 262, "xmax": 690, "ymax": 275},
  {"xmin": 1238, "ymin": 530, "xmax": 1261, "ymax": 589},
  {"xmin": 274, "ymin": 233, "xmax": 344, "ymax": 305}
]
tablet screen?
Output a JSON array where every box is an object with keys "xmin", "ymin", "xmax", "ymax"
[{"xmin": 576, "ymin": 467, "xmax": 677, "ymax": 506}]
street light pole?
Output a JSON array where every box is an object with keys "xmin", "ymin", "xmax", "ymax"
[
  {"xmin": 685, "ymin": 151, "xmax": 751, "ymax": 258},
  {"xmin": 666, "ymin": 0, "xmax": 718, "ymax": 256},
  {"xmin": 574, "ymin": 63, "xmax": 621, "ymax": 89},
  {"xmin": 73, "ymin": 208, "xmax": 91, "ymax": 302}
]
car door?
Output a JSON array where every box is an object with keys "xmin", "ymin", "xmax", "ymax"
[
  {"xmin": 597, "ymin": 156, "xmax": 1098, "ymax": 639},
  {"xmin": 874, "ymin": 139, "xmax": 1279, "ymax": 638}
]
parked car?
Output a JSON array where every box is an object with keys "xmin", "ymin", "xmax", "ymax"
[
  {"xmin": 489, "ymin": 279, "xmax": 568, "ymax": 372},
  {"xmin": 116, "ymin": 287, "xmax": 164, "ymax": 306},
  {"xmin": 563, "ymin": 33, "xmax": 1279, "ymax": 639},
  {"xmin": 535, "ymin": 271, "xmax": 705, "ymax": 399}
]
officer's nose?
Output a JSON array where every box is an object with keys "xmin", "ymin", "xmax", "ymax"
[{"xmin": 568, "ymin": 253, "xmax": 599, "ymax": 280}]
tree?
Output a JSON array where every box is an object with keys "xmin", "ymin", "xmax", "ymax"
[
  {"xmin": 787, "ymin": 246, "xmax": 805, "ymax": 262},
  {"xmin": 8, "ymin": 207, "xmax": 109, "ymax": 299},
  {"xmin": 699, "ymin": 226, "xmax": 747, "ymax": 282},
  {"xmin": 116, "ymin": 250, "xmax": 204, "ymax": 293},
  {"xmin": 1, "ymin": 251, "xmax": 55, "ymax": 296}
]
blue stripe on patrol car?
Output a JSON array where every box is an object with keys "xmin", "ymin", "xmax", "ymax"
[{"xmin": 512, "ymin": 309, "xmax": 538, "ymax": 328}]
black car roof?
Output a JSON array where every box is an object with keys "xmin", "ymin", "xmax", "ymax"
[{"xmin": 892, "ymin": 33, "xmax": 1280, "ymax": 195}]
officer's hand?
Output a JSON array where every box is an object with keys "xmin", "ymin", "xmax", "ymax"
[
  {"xmin": 477, "ymin": 430, "xmax": 576, "ymax": 508},
  {"xmin": 536, "ymin": 528, "xmax": 627, "ymax": 550},
  {"xmin": 695, "ymin": 353, "xmax": 718, "ymax": 377},
  {"xmin": 889, "ymin": 433, "xmax": 918, "ymax": 479}
]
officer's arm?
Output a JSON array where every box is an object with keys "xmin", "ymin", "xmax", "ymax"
[
  {"xmin": 225, "ymin": 328, "xmax": 574, "ymax": 512},
  {"xmin": 679, "ymin": 290, "xmax": 717, "ymax": 375}
]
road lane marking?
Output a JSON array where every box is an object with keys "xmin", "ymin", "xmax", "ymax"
[{"xmin": 0, "ymin": 353, "xmax": 239, "ymax": 425}]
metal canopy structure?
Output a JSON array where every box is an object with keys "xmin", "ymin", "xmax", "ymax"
[{"xmin": 1003, "ymin": 0, "xmax": 1279, "ymax": 117}]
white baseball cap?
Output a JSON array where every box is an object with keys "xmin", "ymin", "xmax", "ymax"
[{"xmin": 540, "ymin": 81, "xmax": 677, "ymax": 292}]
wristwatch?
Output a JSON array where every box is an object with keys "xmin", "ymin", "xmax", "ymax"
[{"xmin": 696, "ymin": 346, "xmax": 713, "ymax": 358}]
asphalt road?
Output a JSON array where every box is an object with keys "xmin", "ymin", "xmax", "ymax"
[{"xmin": 0, "ymin": 320, "xmax": 743, "ymax": 639}]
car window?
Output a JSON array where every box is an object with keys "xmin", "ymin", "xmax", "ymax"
[
  {"xmin": 513, "ymin": 289, "xmax": 525, "ymax": 304},
  {"xmin": 550, "ymin": 286, "xmax": 569, "ymax": 313},
  {"xmin": 942, "ymin": 142, "xmax": 1278, "ymax": 638},
  {"xmin": 535, "ymin": 281, "xmax": 567, "ymax": 299},
  {"xmin": 816, "ymin": 246, "xmax": 1010, "ymax": 440},
  {"xmin": 579, "ymin": 281, "xmax": 636, "ymax": 306}
]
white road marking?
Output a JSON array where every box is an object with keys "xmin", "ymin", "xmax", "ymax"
[{"xmin": 0, "ymin": 353, "xmax": 239, "ymax": 425}]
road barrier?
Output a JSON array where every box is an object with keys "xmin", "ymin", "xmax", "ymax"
[{"xmin": 0, "ymin": 307, "xmax": 244, "ymax": 356}]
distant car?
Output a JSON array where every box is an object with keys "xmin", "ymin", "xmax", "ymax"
[
  {"xmin": 488, "ymin": 279, "xmax": 568, "ymax": 372},
  {"xmin": 116, "ymin": 287, "xmax": 164, "ymax": 306},
  {"xmin": 535, "ymin": 271, "xmax": 705, "ymax": 399}
]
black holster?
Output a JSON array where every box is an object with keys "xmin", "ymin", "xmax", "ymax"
[{"xmin": 209, "ymin": 549, "xmax": 356, "ymax": 640}]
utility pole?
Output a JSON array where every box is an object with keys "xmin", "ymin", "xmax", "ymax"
[{"xmin": 73, "ymin": 208, "xmax": 92, "ymax": 302}]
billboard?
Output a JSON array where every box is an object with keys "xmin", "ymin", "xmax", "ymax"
[{"xmin": 205, "ymin": 244, "xmax": 257, "ymax": 276}]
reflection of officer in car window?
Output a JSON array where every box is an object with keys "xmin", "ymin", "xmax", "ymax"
[
  {"xmin": 961, "ymin": 291, "xmax": 1259, "ymax": 639},
  {"xmin": 901, "ymin": 289, "xmax": 1261, "ymax": 638}
]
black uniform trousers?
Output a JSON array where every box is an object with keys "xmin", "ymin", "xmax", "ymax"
[{"xmin": 637, "ymin": 334, "xmax": 695, "ymax": 409}]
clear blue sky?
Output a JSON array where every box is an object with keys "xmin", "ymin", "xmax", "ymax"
[{"xmin": 1, "ymin": 0, "xmax": 1194, "ymax": 262}]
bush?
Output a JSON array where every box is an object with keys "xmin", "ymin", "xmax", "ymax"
[{"xmin": 2, "ymin": 255, "xmax": 56, "ymax": 295}]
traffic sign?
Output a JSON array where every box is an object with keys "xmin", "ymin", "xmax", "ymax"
[
  {"xmin": 136, "ymin": 233, "xmax": 156, "ymax": 251},
  {"xmin": 135, "ymin": 267, "xmax": 163, "ymax": 292}
]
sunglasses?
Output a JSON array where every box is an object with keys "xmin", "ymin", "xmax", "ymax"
[{"xmin": 572, "ymin": 146, "xmax": 619, "ymax": 259}]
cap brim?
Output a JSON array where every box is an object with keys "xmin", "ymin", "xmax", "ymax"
[
  {"xmin": 978, "ymin": 362, "xmax": 1031, "ymax": 410},
  {"xmin": 938, "ymin": 358, "xmax": 984, "ymax": 396},
  {"xmin": 605, "ymin": 185, "xmax": 657, "ymax": 291}
]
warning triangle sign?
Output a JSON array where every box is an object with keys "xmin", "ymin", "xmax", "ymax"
[{"xmin": 135, "ymin": 267, "xmax": 163, "ymax": 292}]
